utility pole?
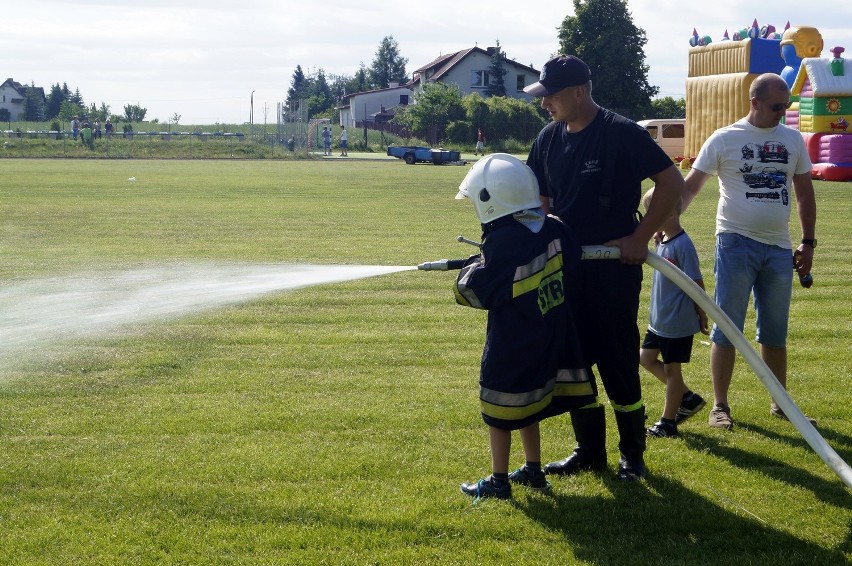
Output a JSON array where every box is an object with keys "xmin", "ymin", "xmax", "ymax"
[{"xmin": 250, "ymin": 90, "xmax": 255, "ymax": 137}]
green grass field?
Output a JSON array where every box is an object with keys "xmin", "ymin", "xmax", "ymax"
[{"xmin": 1, "ymin": 158, "xmax": 850, "ymax": 564}]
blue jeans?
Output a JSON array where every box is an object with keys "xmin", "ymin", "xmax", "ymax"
[{"xmin": 710, "ymin": 232, "xmax": 792, "ymax": 349}]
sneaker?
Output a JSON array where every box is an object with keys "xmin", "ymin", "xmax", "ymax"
[
  {"xmin": 616, "ymin": 455, "xmax": 647, "ymax": 482},
  {"xmin": 508, "ymin": 466, "xmax": 551, "ymax": 491},
  {"xmin": 460, "ymin": 475, "xmax": 511, "ymax": 500},
  {"xmin": 543, "ymin": 452, "xmax": 607, "ymax": 476},
  {"xmin": 647, "ymin": 420, "xmax": 678, "ymax": 438},
  {"xmin": 708, "ymin": 404, "xmax": 734, "ymax": 430},
  {"xmin": 674, "ymin": 393, "xmax": 707, "ymax": 424},
  {"xmin": 770, "ymin": 404, "xmax": 817, "ymax": 426}
]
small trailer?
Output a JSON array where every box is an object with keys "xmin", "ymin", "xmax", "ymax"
[{"xmin": 386, "ymin": 145, "xmax": 465, "ymax": 165}]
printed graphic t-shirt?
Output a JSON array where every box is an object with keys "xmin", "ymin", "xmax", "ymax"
[{"xmin": 692, "ymin": 119, "xmax": 811, "ymax": 249}]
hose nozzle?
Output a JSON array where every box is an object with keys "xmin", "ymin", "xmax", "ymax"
[{"xmin": 417, "ymin": 259, "xmax": 468, "ymax": 271}]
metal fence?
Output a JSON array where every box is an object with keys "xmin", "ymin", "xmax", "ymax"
[{"xmin": 1, "ymin": 129, "xmax": 312, "ymax": 159}]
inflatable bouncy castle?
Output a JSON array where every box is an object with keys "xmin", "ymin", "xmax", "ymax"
[
  {"xmin": 686, "ymin": 20, "xmax": 852, "ymax": 181},
  {"xmin": 791, "ymin": 46, "xmax": 852, "ymax": 181},
  {"xmin": 684, "ymin": 19, "xmax": 785, "ymax": 160}
]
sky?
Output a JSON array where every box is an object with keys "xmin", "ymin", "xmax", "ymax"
[{"xmin": 4, "ymin": 1, "xmax": 850, "ymax": 125}]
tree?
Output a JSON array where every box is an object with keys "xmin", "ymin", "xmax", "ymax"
[
  {"xmin": 23, "ymin": 83, "xmax": 45, "ymax": 121},
  {"xmin": 286, "ymin": 65, "xmax": 308, "ymax": 111},
  {"xmin": 123, "ymin": 104, "xmax": 147, "ymax": 122},
  {"xmin": 353, "ymin": 64, "xmax": 369, "ymax": 93},
  {"xmin": 646, "ymin": 96, "xmax": 686, "ymax": 119},
  {"xmin": 58, "ymin": 100, "xmax": 81, "ymax": 124},
  {"xmin": 393, "ymin": 83, "xmax": 464, "ymax": 144},
  {"xmin": 557, "ymin": 0, "xmax": 658, "ymax": 117},
  {"xmin": 45, "ymin": 83, "xmax": 66, "ymax": 120},
  {"xmin": 486, "ymin": 40, "xmax": 508, "ymax": 97},
  {"xmin": 455, "ymin": 92, "xmax": 545, "ymax": 145},
  {"xmin": 69, "ymin": 88, "xmax": 84, "ymax": 108},
  {"xmin": 368, "ymin": 36, "xmax": 408, "ymax": 89},
  {"xmin": 306, "ymin": 68, "xmax": 334, "ymax": 118}
]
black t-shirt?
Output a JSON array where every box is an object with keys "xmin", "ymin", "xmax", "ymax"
[{"xmin": 527, "ymin": 108, "xmax": 674, "ymax": 245}]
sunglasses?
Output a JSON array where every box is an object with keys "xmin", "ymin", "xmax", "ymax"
[{"xmin": 767, "ymin": 101, "xmax": 793, "ymax": 112}]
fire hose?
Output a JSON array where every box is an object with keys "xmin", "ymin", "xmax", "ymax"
[{"xmin": 419, "ymin": 240, "xmax": 852, "ymax": 488}]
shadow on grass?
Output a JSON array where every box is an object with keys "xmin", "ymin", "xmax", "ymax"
[
  {"xmin": 682, "ymin": 429, "xmax": 852, "ymax": 507},
  {"xmin": 513, "ymin": 473, "xmax": 848, "ymax": 564},
  {"xmin": 741, "ymin": 420, "xmax": 852, "ymax": 467}
]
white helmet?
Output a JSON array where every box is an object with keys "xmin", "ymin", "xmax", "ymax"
[{"xmin": 455, "ymin": 153, "xmax": 541, "ymax": 223}]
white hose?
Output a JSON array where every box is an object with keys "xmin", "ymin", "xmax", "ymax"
[{"xmin": 581, "ymin": 246, "xmax": 852, "ymax": 489}]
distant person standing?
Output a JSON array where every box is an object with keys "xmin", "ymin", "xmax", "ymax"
[
  {"xmin": 104, "ymin": 119, "xmax": 113, "ymax": 140},
  {"xmin": 72, "ymin": 116, "xmax": 80, "ymax": 140},
  {"xmin": 321, "ymin": 126, "xmax": 331, "ymax": 156},
  {"xmin": 80, "ymin": 122, "xmax": 94, "ymax": 149},
  {"xmin": 339, "ymin": 126, "xmax": 348, "ymax": 157},
  {"xmin": 475, "ymin": 128, "xmax": 486, "ymax": 156},
  {"xmin": 94, "ymin": 119, "xmax": 102, "ymax": 139}
]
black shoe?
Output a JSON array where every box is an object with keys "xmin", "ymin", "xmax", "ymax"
[
  {"xmin": 617, "ymin": 455, "xmax": 647, "ymax": 482},
  {"xmin": 543, "ymin": 453, "xmax": 607, "ymax": 476},
  {"xmin": 647, "ymin": 420, "xmax": 678, "ymax": 438},
  {"xmin": 508, "ymin": 466, "xmax": 551, "ymax": 491},
  {"xmin": 460, "ymin": 475, "xmax": 511, "ymax": 499},
  {"xmin": 674, "ymin": 392, "xmax": 707, "ymax": 424}
]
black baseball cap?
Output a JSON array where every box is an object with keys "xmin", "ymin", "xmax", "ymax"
[{"xmin": 523, "ymin": 55, "xmax": 591, "ymax": 97}]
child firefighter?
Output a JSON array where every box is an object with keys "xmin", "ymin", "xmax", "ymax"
[{"xmin": 453, "ymin": 153, "xmax": 598, "ymax": 499}]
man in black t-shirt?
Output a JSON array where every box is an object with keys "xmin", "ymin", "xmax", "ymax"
[{"xmin": 525, "ymin": 55, "xmax": 684, "ymax": 481}]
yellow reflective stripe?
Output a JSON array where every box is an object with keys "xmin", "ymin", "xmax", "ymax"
[
  {"xmin": 513, "ymin": 253, "xmax": 563, "ymax": 298},
  {"xmin": 481, "ymin": 394, "xmax": 553, "ymax": 421},
  {"xmin": 453, "ymin": 285, "xmax": 473, "ymax": 307},
  {"xmin": 511, "ymin": 238, "xmax": 563, "ymax": 298},
  {"xmin": 611, "ymin": 399, "xmax": 645, "ymax": 412},
  {"xmin": 553, "ymin": 381, "xmax": 595, "ymax": 397},
  {"xmin": 514, "ymin": 238, "xmax": 562, "ymax": 281},
  {"xmin": 481, "ymin": 378, "xmax": 557, "ymax": 406}
]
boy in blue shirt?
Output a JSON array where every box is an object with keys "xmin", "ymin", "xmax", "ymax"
[{"xmin": 640, "ymin": 188, "xmax": 709, "ymax": 437}]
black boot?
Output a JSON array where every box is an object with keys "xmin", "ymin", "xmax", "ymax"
[
  {"xmin": 544, "ymin": 405, "xmax": 607, "ymax": 476},
  {"xmin": 615, "ymin": 407, "xmax": 648, "ymax": 481}
]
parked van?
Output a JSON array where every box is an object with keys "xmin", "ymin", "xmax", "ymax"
[{"xmin": 637, "ymin": 119, "xmax": 686, "ymax": 160}]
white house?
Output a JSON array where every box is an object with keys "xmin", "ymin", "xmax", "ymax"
[
  {"xmin": 338, "ymin": 83, "xmax": 411, "ymax": 128},
  {"xmin": 408, "ymin": 46, "xmax": 540, "ymax": 102},
  {"xmin": 1, "ymin": 78, "xmax": 45, "ymax": 121},
  {"xmin": 337, "ymin": 46, "xmax": 540, "ymax": 127}
]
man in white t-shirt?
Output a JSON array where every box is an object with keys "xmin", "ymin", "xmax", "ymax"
[{"xmin": 682, "ymin": 73, "xmax": 817, "ymax": 430}]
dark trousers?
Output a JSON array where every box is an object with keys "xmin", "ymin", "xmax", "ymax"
[{"xmin": 573, "ymin": 260, "xmax": 643, "ymax": 407}]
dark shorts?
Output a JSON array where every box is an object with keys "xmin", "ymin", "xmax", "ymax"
[{"xmin": 641, "ymin": 330, "xmax": 694, "ymax": 364}]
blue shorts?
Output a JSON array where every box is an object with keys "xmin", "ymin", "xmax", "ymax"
[
  {"xmin": 710, "ymin": 232, "xmax": 792, "ymax": 349},
  {"xmin": 340, "ymin": 140, "xmax": 347, "ymax": 149}
]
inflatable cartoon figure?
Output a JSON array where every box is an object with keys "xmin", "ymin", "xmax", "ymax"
[{"xmin": 780, "ymin": 26, "xmax": 825, "ymax": 88}]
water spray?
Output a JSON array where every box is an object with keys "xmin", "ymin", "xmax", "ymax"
[
  {"xmin": 0, "ymin": 262, "xmax": 415, "ymax": 374},
  {"xmin": 417, "ymin": 242, "xmax": 852, "ymax": 488}
]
